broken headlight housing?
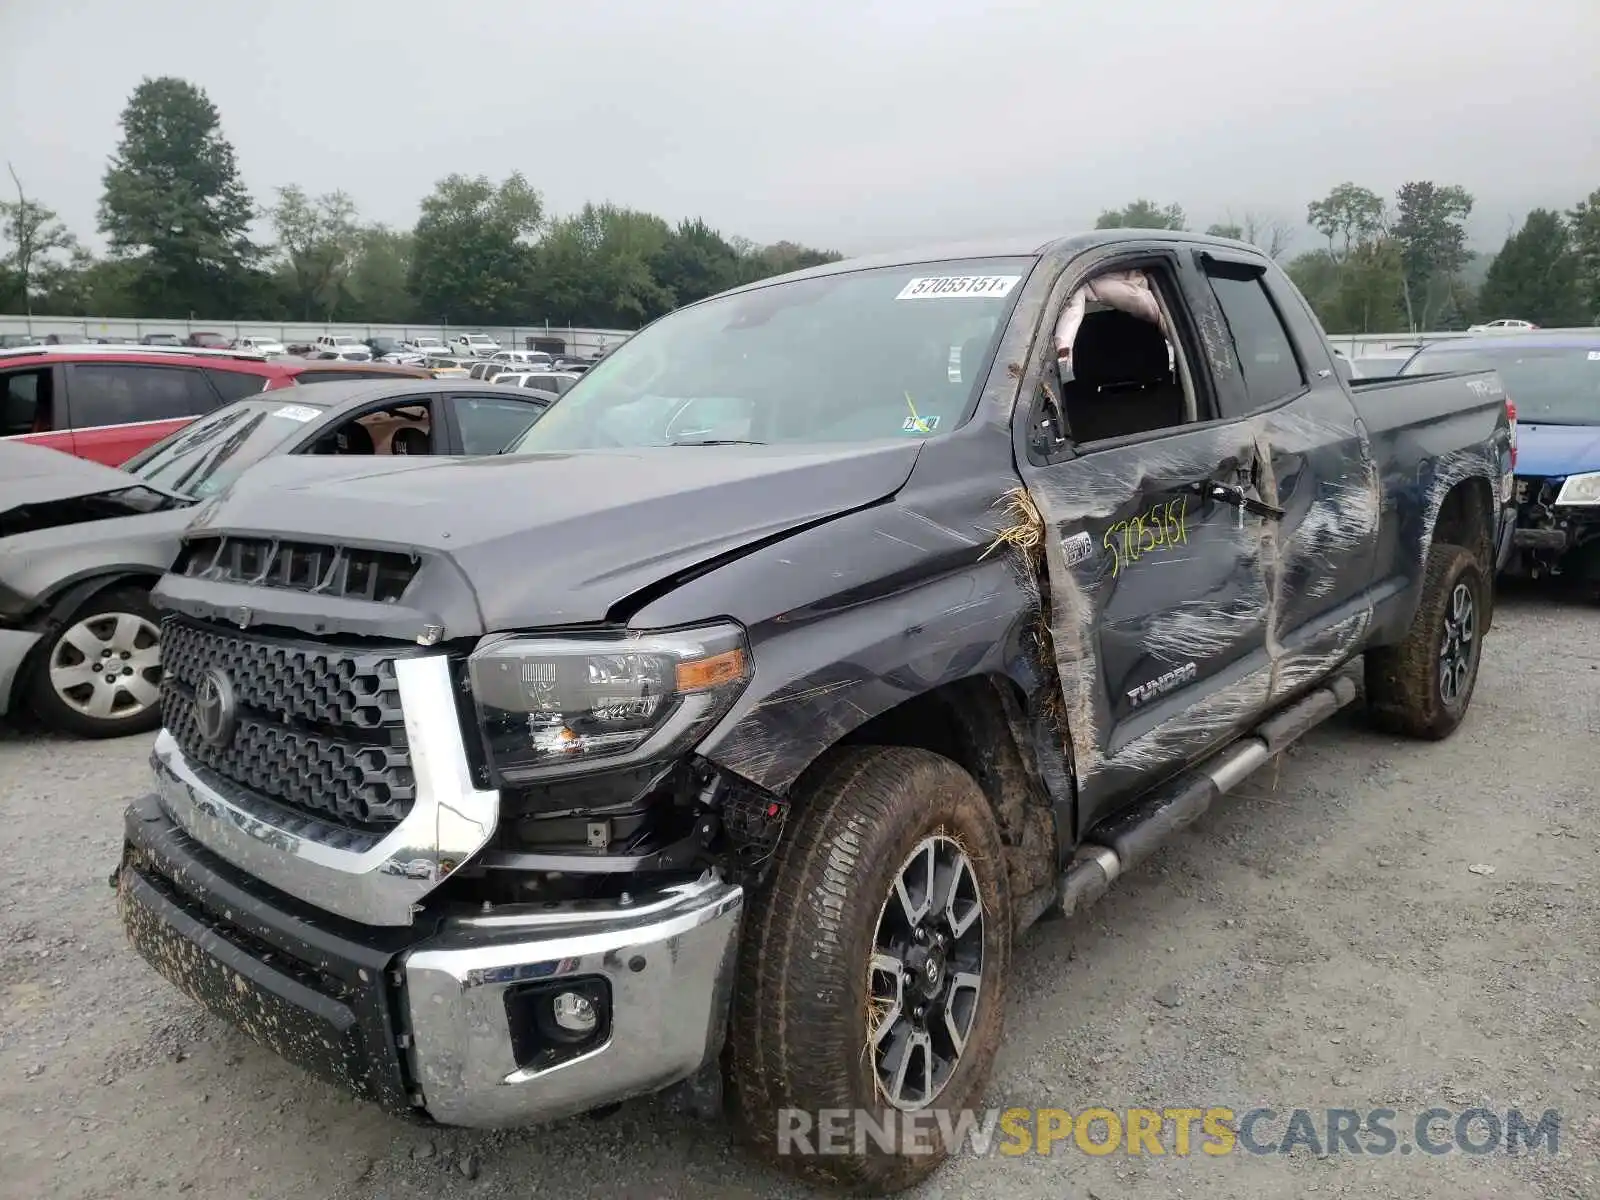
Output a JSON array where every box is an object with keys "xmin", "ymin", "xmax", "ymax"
[
  {"xmin": 1554, "ymin": 472, "xmax": 1600, "ymax": 506},
  {"xmin": 466, "ymin": 622, "xmax": 752, "ymax": 784}
]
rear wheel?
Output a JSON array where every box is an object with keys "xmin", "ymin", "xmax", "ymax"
[
  {"xmin": 728, "ymin": 746, "xmax": 1011, "ymax": 1193},
  {"xmin": 28, "ymin": 588, "xmax": 163, "ymax": 738},
  {"xmin": 1365, "ymin": 543, "xmax": 1485, "ymax": 739}
]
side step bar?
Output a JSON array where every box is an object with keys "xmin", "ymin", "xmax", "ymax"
[{"xmin": 1058, "ymin": 665, "xmax": 1361, "ymax": 918}]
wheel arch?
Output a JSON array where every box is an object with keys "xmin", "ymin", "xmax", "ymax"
[
  {"xmin": 10, "ymin": 568, "xmax": 164, "ymax": 708},
  {"xmin": 790, "ymin": 672, "xmax": 1071, "ymax": 934},
  {"xmin": 1428, "ymin": 476, "xmax": 1496, "ymax": 629}
]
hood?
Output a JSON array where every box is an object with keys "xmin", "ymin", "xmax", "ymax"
[
  {"xmin": 0, "ymin": 439, "xmax": 145, "ymax": 511},
  {"xmin": 192, "ymin": 441, "xmax": 924, "ymax": 632},
  {"xmin": 1516, "ymin": 423, "xmax": 1600, "ymax": 478}
]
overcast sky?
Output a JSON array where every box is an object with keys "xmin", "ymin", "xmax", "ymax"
[{"xmin": 2, "ymin": 0, "xmax": 1595, "ymax": 258}]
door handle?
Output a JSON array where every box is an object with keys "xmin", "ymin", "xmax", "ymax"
[{"xmin": 1189, "ymin": 479, "xmax": 1285, "ymax": 521}]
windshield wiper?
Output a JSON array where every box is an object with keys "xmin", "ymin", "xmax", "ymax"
[{"xmin": 668, "ymin": 438, "xmax": 767, "ymax": 446}]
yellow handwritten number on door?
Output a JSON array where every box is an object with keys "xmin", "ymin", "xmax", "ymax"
[{"xmin": 1103, "ymin": 497, "xmax": 1189, "ymax": 577}]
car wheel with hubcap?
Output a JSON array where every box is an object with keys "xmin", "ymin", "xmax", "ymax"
[
  {"xmin": 28, "ymin": 587, "xmax": 164, "ymax": 738},
  {"xmin": 728, "ymin": 745, "xmax": 1011, "ymax": 1193},
  {"xmin": 1365, "ymin": 541, "xmax": 1485, "ymax": 739}
]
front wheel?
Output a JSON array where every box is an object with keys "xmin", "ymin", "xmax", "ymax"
[
  {"xmin": 728, "ymin": 746, "xmax": 1011, "ymax": 1193},
  {"xmin": 1365, "ymin": 542, "xmax": 1486, "ymax": 739},
  {"xmin": 27, "ymin": 587, "xmax": 163, "ymax": 738}
]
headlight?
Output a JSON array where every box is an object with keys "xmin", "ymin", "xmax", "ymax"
[
  {"xmin": 1554, "ymin": 472, "xmax": 1600, "ymax": 506},
  {"xmin": 467, "ymin": 622, "xmax": 751, "ymax": 783}
]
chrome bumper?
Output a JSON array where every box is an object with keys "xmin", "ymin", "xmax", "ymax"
[{"xmin": 403, "ymin": 874, "xmax": 744, "ymax": 1127}]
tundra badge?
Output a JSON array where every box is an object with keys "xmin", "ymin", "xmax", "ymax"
[{"xmin": 1127, "ymin": 661, "xmax": 1198, "ymax": 709}]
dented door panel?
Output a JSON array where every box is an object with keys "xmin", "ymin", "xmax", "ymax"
[{"xmin": 1020, "ymin": 421, "xmax": 1272, "ymax": 831}]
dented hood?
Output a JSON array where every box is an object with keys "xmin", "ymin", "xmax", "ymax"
[
  {"xmin": 192, "ymin": 441, "xmax": 925, "ymax": 630},
  {"xmin": 0, "ymin": 439, "xmax": 149, "ymax": 514}
]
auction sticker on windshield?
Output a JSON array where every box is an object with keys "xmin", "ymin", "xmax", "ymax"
[
  {"xmin": 270, "ymin": 405, "xmax": 323, "ymax": 422},
  {"xmin": 896, "ymin": 275, "xmax": 1021, "ymax": 300}
]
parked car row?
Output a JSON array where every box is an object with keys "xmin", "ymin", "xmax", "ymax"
[
  {"xmin": 0, "ymin": 345, "xmax": 437, "ymax": 465},
  {"xmin": 0, "ymin": 373, "xmax": 554, "ymax": 736}
]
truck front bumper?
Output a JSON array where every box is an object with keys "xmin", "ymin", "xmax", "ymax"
[{"xmin": 117, "ymin": 793, "xmax": 744, "ymax": 1128}]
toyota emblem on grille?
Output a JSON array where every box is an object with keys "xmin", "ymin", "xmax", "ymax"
[{"xmin": 193, "ymin": 668, "xmax": 238, "ymax": 747}]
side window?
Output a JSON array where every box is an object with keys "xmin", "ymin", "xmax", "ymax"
[
  {"xmin": 1203, "ymin": 265, "xmax": 1305, "ymax": 415},
  {"xmin": 67, "ymin": 364, "xmax": 212, "ymax": 428},
  {"xmin": 204, "ymin": 367, "xmax": 270, "ymax": 403},
  {"xmin": 1047, "ymin": 264, "xmax": 1196, "ymax": 448},
  {"xmin": 1, "ymin": 368, "xmax": 51, "ymax": 435},
  {"xmin": 449, "ymin": 393, "xmax": 547, "ymax": 454}
]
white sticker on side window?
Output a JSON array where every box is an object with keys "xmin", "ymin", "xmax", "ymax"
[
  {"xmin": 896, "ymin": 275, "xmax": 1021, "ymax": 301},
  {"xmin": 1588, "ymin": 351, "xmax": 1600, "ymax": 360},
  {"xmin": 270, "ymin": 404, "xmax": 322, "ymax": 422}
]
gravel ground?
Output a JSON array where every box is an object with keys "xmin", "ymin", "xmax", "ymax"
[{"xmin": 2, "ymin": 585, "xmax": 1596, "ymax": 1200}]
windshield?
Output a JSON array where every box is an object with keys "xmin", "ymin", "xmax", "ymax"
[
  {"xmin": 466, "ymin": 335, "xmax": 493, "ymax": 344},
  {"xmin": 506, "ymin": 256, "xmax": 1032, "ymax": 452},
  {"xmin": 122, "ymin": 399, "xmax": 327, "ymax": 497},
  {"xmin": 1401, "ymin": 344, "xmax": 1600, "ymax": 424}
]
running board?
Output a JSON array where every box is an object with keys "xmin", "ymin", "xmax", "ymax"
[{"xmin": 1058, "ymin": 665, "xmax": 1361, "ymax": 919}]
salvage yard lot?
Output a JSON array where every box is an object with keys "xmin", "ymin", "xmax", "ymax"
[{"xmin": 1, "ymin": 588, "xmax": 1596, "ymax": 1200}]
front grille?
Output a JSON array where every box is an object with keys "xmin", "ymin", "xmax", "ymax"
[
  {"xmin": 174, "ymin": 535, "xmax": 419, "ymax": 604},
  {"xmin": 160, "ymin": 617, "xmax": 417, "ymax": 829}
]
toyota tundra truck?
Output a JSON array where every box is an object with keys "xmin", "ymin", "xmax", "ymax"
[{"xmin": 115, "ymin": 230, "xmax": 1515, "ymax": 1193}]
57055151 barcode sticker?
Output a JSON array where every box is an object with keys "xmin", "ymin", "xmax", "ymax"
[{"xmin": 895, "ymin": 275, "xmax": 1021, "ymax": 301}]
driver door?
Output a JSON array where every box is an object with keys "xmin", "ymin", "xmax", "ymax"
[{"xmin": 1018, "ymin": 253, "xmax": 1274, "ymax": 832}]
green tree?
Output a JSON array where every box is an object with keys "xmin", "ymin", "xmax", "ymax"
[
  {"xmin": 268, "ymin": 185, "xmax": 362, "ymax": 320},
  {"xmin": 650, "ymin": 218, "xmax": 743, "ymax": 307},
  {"xmin": 1096, "ymin": 199, "xmax": 1186, "ymax": 230},
  {"xmin": 1391, "ymin": 181, "xmax": 1473, "ymax": 331},
  {"xmin": 1306, "ymin": 183, "xmax": 1388, "ymax": 264},
  {"xmin": 0, "ymin": 166, "xmax": 79, "ymax": 314},
  {"xmin": 1476, "ymin": 209, "xmax": 1586, "ymax": 327},
  {"xmin": 1567, "ymin": 188, "xmax": 1600, "ymax": 323},
  {"xmin": 345, "ymin": 226, "xmax": 415, "ymax": 323},
  {"xmin": 409, "ymin": 172, "xmax": 543, "ymax": 323},
  {"xmin": 730, "ymin": 239, "xmax": 842, "ymax": 285},
  {"xmin": 526, "ymin": 204, "xmax": 675, "ymax": 328},
  {"xmin": 1287, "ymin": 240, "xmax": 1406, "ymax": 335},
  {"xmin": 1206, "ymin": 211, "xmax": 1293, "ymax": 258},
  {"xmin": 98, "ymin": 77, "xmax": 259, "ymax": 316}
]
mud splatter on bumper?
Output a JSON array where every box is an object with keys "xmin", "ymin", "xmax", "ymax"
[{"xmin": 116, "ymin": 793, "xmax": 417, "ymax": 1113}]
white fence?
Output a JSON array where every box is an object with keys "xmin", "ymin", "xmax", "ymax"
[
  {"xmin": 0, "ymin": 315, "xmax": 633, "ymax": 358},
  {"xmin": 1, "ymin": 312, "xmax": 1592, "ymax": 362}
]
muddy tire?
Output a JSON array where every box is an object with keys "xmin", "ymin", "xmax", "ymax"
[
  {"xmin": 727, "ymin": 746, "xmax": 1011, "ymax": 1193},
  {"xmin": 1365, "ymin": 543, "xmax": 1485, "ymax": 740},
  {"xmin": 27, "ymin": 587, "xmax": 163, "ymax": 739}
]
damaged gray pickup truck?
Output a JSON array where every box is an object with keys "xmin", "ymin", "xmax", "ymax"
[{"xmin": 116, "ymin": 230, "xmax": 1515, "ymax": 1193}]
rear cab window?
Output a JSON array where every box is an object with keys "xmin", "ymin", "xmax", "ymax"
[{"xmin": 1200, "ymin": 259, "xmax": 1307, "ymax": 417}]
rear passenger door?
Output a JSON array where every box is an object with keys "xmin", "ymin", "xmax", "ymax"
[
  {"xmin": 63, "ymin": 362, "xmax": 223, "ymax": 465},
  {"xmin": 1184, "ymin": 249, "xmax": 1376, "ymax": 676}
]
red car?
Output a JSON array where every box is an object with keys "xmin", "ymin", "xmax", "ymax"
[{"xmin": 0, "ymin": 348, "xmax": 433, "ymax": 466}]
